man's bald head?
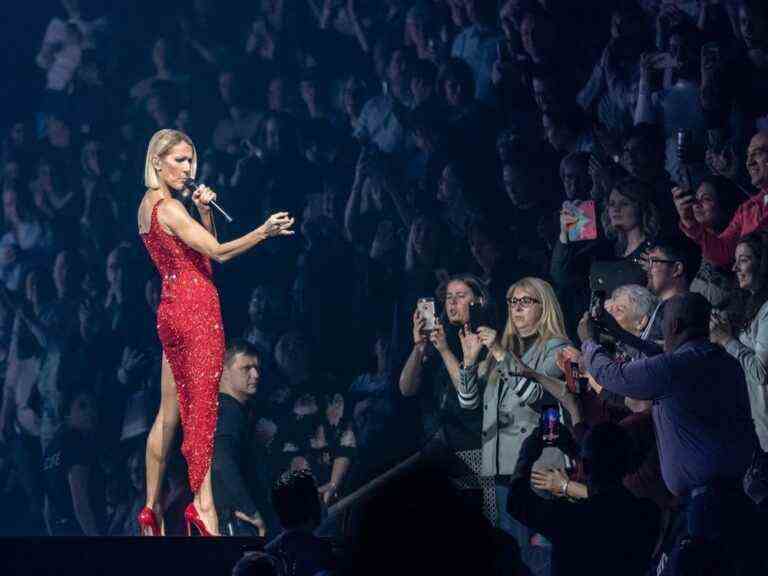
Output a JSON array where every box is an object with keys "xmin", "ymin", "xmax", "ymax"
[
  {"xmin": 747, "ymin": 131, "xmax": 768, "ymax": 189},
  {"xmin": 662, "ymin": 293, "xmax": 711, "ymax": 352}
]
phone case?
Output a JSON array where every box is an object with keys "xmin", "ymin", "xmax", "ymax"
[{"xmin": 417, "ymin": 298, "xmax": 437, "ymax": 331}]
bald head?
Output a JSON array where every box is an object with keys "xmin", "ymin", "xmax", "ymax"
[
  {"xmin": 662, "ymin": 293, "xmax": 711, "ymax": 352},
  {"xmin": 747, "ymin": 131, "xmax": 768, "ymax": 189}
]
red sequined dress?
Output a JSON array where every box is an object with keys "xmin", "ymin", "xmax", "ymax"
[{"xmin": 140, "ymin": 198, "xmax": 224, "ymax": 493}]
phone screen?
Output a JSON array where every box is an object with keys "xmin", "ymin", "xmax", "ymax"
[
  {"xmin": 417, "ymin": 298, "xmax": 437, "ymax": 332},
  {"xmin": 541, "ymin": 405, "xmax": 560, "ymax": 447}
]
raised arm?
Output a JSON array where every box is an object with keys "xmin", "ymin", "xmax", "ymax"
[
  {"xmin": 158, "ymin": 199, "xmax": 293, "ymax": 264},
  {"xmin": 399, "ymin": 309, "xmax": 428, "ymax": 396}
]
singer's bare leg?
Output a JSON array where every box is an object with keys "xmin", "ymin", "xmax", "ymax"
[
  {"xmin": 144, "ymin": 353, "xmax": 180, "ymax": 535},
  {"xmin": 193, "ymin": 468, "xmax": 219, "ymax": 536}
]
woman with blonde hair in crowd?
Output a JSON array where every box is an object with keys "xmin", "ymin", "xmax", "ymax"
[{"xmin": 458, "ymin": 276, "xmax": 570, "ymax": 576}]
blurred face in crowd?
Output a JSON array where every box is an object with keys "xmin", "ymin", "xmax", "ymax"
[
  {"xmin": 734, "ymin": 242, "xmax": 758, "ymax": 291},
  {"xmin": 669, "ymin": 32, "xmax": 698, "ymax": 77},
  {"xmin": 276, "ymin": 334, "xmax": 309, "ymax": 377},
  {"xmin": 410, "ymin": 218, "xmax": 437, "ymax": 258},
  {"xmin": 249, "ymin": 286, "xmax": 269, "ymax": 323},
  {"xmin": 560, "ymin": 157, "xmax": 590, "ymax": 200},
  {"xmin": 444, "ymin": 76, "xmax": 468, "ymax": 108},
  {"xmin": 79, "ymin": 302, "xmax": 103, "ymax": 342},
  {"xmin": 520, "ymin": 13, "xmax": 554, "ymax": 61},
  {"xmin": 438, "ymin": 165, "xmax": 462, "ymax": 204},
  {"xmin": 218, "ymin": 71, "xmax": 234, "ymax": 103},
  {"xmin": 374, "ymin": 336, "xmax": 390, "ymax": 371},
  {"xmin": 542, "ymin": 114, "xmax": 572, "ymax": 152},
  {"xmin": 410, "ymin": 74, "xmax": 433, "ymax": 106},
  {"xmin": 224, "ymin": 353, "xmax": 260, "ymax": 402},
  {"xmin": 47, "ymin": 116, "xmax": 71, "ymax": 147},
  {"xmin": 621, "ymin": 136, "xmax": 658, "ymax": 179},
  {"xmin": 25, "ymin": 270, "xmax": 41, "ymax": 305},
  {"xmin": 509, "ymin": 286, "xmax": 543, "ymax": 337},
  {"xmin": 268, "ymin": 77, "xmax": 285, "ymax": 111},
  {"xmin": 469, "ymin": 228, "xmax": 501, "ymax": 272},
  {"xmin": 9, "ymin": 122, "xmax": 25, "ymax": 147},
  {"xmin": 503, "ymin": 163, "xmax": 534, "ymax": 207},
  {"xmin": 128, "ymin": 453, "xmax": 144, "ymax": 492},
  {"xmin": 3, "ymin": 188, "xmax": 20, "ymax": 226},
  {"xmin": 3, "ymin": 160, "xmax": 20, "ymax": 184},
  {"xmin": 175, "ymin": 109, "xmax": 191, "ymax": 132},
  {"xmin": 264, "ymin": 118, "xmax": 282, "ymax": 154},
  {"xmin": 500, "ymin": 0, "xmax": 521, "ymax": 39},
  {"xmin": 53, "ymin": 251, "xmax": 74, "ymax": 296},
  {"xmin": 444, "ymin": 280, "xmax": 475, "ymax": 325},
  {"xmin": 608, "ymin": 190, "xmax": 641, "ymax": 233},
  {"xmin": 152, "ymin": 38, "xmax": 169, "ymax": 70},
  {"xmin": 406, "ymin": 16, "xmax": 427, "ymax": 49},
  {"xmin": 300, "ymin": 79, "xmax": 317, "ymax": 107},
  {"xmin": 646, "ymin": 247, "xmax": 681, "ymax": 296},
  {"xmin": 746, "ymin": 132, "xmax": 768, "ymax": 188},
  {"xmin": 68, "ymin": 392, "xmax": 97, "ymax": 432},
  {"xmin": 605, "ymin": 292, "xmax": 647, "ymax": 336},
  {"xmin": 387, "ymin": 49, "xmax": 409, "ymax": 86},
  {"xmin": 739, "ymin": 5, "xmax": 767, "ymax": 49},
  {"xmin": 105, "ymin": 249, "xmax": 123, "ymax": 288},
  {"xmin": 692, "ymin": 181, "xmax": 722, "ymax": 228},
  {"xmin": 82, "ymin": 140, "xmax": 103, "ymax": 175},
  {"xmin": 532, "ymin": 77, "xmax": 558, "ymax": 114},
  {"xmin": 363, "ymin": 177, "xmax": 385, "ymax": 211},
  {"xmin": 342, "ymin": 78, "xmax": 365, "ymax": 118},
  {"xmin": 156, "ymin": 141, "xmax": 193, "ymax": 191}
]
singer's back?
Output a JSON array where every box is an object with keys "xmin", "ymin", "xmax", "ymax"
[{"xmin": 139, "ymin": 197, "xmax": 224, "ymax": 493}]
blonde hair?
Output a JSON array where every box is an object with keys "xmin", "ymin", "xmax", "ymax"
[
  {"xmin": 143, "ymin": 129, "xmax": 198, "ymax": 190},
  {"xmin": 501, "ymin": 277, "xmax": 569, "ymax": 356}
]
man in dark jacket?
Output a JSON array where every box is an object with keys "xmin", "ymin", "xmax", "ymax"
[{"xmin": 211, "ymin": 339, "xmax": 271, "ymax": 536}]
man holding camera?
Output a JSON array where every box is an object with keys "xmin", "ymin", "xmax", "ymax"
[{"xmin": 579, "ymin": 292, "xmax": 758, "ymax": 571}]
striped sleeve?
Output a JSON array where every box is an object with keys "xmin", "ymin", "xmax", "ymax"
[
  {"xmin": 457, "ymin": 363, "xmax": 481, "ymax": 410},
  {"xmin": 499, "ymin": 365, "xmax": 543, "ymax": 407}
]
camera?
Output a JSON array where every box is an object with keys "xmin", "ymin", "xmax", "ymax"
[{"xmin": 564, "ymin": 359, "xmax": 588, "ymax": 395}]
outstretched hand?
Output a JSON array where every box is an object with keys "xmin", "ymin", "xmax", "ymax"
[{"xmin": 262, "ymin": 212, "xmax": 295, "ymax": 238}]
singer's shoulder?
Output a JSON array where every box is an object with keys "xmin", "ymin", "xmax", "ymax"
[{"xmin": 156, "ymin": 197, "xmax": 189, "ymax": 224}]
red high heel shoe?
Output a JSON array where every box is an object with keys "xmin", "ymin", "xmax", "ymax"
[
  {"xmin": 184, "ymin": 503, "xmax": 215, "ymax": 536},
  {"xmin": 137, "ymin": 507, "xmax": 161, "ymax": 536}
]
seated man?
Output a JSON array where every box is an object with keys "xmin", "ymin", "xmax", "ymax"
[
  {"xmin": 211, "ymin": 339, "xmax": 271, "ymax": 536},
  {"xmin": 266, "ymin": 470, "xmax": 336, "ymax": 576}
]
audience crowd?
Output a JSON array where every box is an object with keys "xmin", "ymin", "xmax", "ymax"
[{"xmin": 2, "ymin": 0, "xmax": 768, "ymax": 574}]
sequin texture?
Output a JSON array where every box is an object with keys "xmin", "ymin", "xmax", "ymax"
[{"xmin": 140, "ymin": 199, "xmax": 224, "ymax": 493}]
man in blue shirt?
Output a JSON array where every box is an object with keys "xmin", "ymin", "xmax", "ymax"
[{"xmin": 578, "ymin": 292, "xmax": 759, "ymax": 570}]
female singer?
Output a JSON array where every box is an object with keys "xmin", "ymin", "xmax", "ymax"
[{"xmin": 137, "ymin": 129, "xmax": 294, "ymax": 536}]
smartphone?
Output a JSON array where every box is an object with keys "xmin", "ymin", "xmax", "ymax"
[
  {"xmin": 468, "ymin": 301, "xmax": 487, "ymax": 332},
  {"xmin": 563, "ymin": 359, "xmax": 582, "ymax": 395},
  {"xmin": 417, "ymin": 297, "xmax": 437, "ymax": 332},
  {"xmin": 540, "ymin": 405, "xmax": 560, "ymax": 447}
]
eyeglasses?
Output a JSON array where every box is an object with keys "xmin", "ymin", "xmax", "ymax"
[
  {"xmin": 647, "ymin": 257, "xmax": 679, "ymax": 268},
  {"xmin": 507, "ymin": 296, "xmax": 540, "ymax": 308}
]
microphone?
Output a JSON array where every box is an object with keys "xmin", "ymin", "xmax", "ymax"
[{"xmin": 183, "ymin": 178, "xmax": 234, "ymax": 223}]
